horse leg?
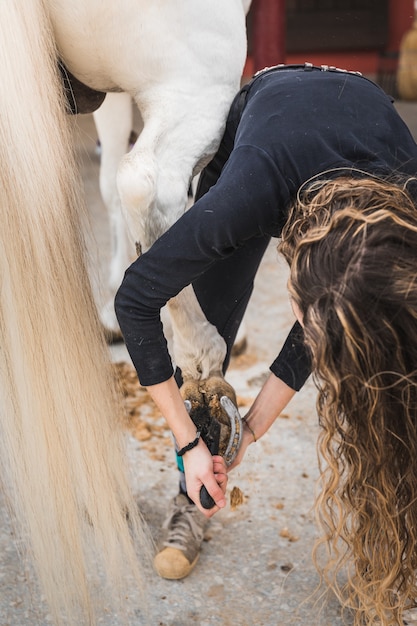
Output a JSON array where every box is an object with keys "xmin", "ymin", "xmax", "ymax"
[
  {"xmin": 93, "ymin": 91, "xmax": 137, "ymax": 340},
  {"xmin": 49, "ymin": 0, "xmax": 248, "ymax": 374},
  {"xmin": 117, "ymin": 94, "xmax": 234, "ymax": 379},
  {"xmin": 167, "ymin": 286, "xmax": 227, "ymax": 380}
]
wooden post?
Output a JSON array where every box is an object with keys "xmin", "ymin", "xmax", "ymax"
[
  {"xmin": 397, "ymin": 0, "xmax": 417, "ymax": 100},
  {"xmin": 375, "ymin": 0, "xmax": 413, "ymax": 96},
  {"xmin": 388, "ymin": 0, "xmax": 414, "ymax": 52},
  {"xmin": 251, "ymin": 0, "xmax": 286, "ymax": 72}
]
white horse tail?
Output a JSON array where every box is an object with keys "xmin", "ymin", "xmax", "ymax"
[{"xmin": 0, "ymin": 2, "xmax": 151, "ymax": 624}]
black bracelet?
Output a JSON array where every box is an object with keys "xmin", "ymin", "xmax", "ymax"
[{"xmin": 177, "ymin": 431, "xmax": 201, "ymax": 457}]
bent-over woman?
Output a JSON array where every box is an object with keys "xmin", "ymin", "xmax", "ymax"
[{"xmin": 116, "ymin": 63, "xmax": 417, "ymax": 625}]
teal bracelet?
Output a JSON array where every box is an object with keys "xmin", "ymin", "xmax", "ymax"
[{"xmin": 177, "ymin": 431, "xmax": 201, "ymax": 457}]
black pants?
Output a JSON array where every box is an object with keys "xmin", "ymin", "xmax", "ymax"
[{"xmin": 189, "ymin": 86, "xmax": 270, "ymax": 376}]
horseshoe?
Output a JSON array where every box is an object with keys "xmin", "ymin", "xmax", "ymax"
[
  {"xmin": 185, "ymin": 395, "xmax": 243, "ymax": 509},
  {"xmin": 220, "ymin": 395, "xmax": 243, "ymax": 466}
]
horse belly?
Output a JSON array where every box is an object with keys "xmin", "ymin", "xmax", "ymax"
[{"xmin": 47, "ymin": 0, "xmax": 247, "ymax": 95}]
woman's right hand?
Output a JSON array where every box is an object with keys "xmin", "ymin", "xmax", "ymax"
[{"xmin": 182, "ymin": 441, "xmax": 228, "ymax": 516}]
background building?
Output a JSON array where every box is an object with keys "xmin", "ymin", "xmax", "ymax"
[{"xmin": 245, "ymin": 0, "xmax": 415, "ymax": 96}]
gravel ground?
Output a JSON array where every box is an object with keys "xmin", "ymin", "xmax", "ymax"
[{"xmin": 1, "ymin": 97, "xmax": 417, "ymax": 626}]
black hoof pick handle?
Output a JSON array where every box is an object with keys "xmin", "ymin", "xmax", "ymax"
[
  {"xmin": 200, "ymin": 485, "xmax": 216, "ymax": 509},
  {"xmin": 199, "ymin": 417, "xmax": 221, "ymax": 510}
]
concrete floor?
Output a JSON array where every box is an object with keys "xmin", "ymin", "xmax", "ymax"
[{"xmin": 1, "ymin": 92, "xmax": 417, "ymax": 625}]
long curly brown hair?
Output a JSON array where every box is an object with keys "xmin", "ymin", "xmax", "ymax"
[{"xmin": 280, "ymin": 175, "xmax": 417, "ymax": 625}]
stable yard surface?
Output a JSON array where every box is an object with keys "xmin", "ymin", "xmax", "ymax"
[{"xmin": 1, "ymin": 100, "xmax": 417, "ymax": 625}]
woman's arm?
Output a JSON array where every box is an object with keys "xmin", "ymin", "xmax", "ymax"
[
  {"xmin": 229, "ymin": 373, "xmax": 296, "ymax": 470},
  {"xmin": 114, "ymin": 147, "xmax": 282, "ymax": 387},
  {"xmin": 146, "ymin": 376, "xmax": 228, "ymax": 517}
]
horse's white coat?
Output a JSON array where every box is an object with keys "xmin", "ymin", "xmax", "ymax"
[{"xmin": 51, "ymin": 0, "xmax": 249, "ymax": 378}]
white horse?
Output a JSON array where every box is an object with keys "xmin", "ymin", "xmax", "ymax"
[
  {"xmin": 0, "ymin": 1, "xmax": 248, "ymax": 624},
  {"xmin": 57, "ymin": 1, "xmax": 248, "ymax": 382}
]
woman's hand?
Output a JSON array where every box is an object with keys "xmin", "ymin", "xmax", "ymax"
[
  {"xmin": 182, "ymin": 442, "xmax": 228, "ymax": 517},
  {"xmin": 183, "ymin": 440, "xmax": 228, "ymax": 517}
]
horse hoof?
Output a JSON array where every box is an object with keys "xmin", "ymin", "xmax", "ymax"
[
  {"xmin": 103, "ymin": 326, "xmax": 124, "ymax": 344},
  {"xmin": 181, "ymin": 376, "xmax": 242, "ymax": 464},
  {"xmin": 231, "ymin": 336, "xmax": 247, "ymax": 357}
]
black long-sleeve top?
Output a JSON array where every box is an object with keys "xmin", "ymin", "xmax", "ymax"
[{"xmin": 115, "ymin": 66, "xmax": 417, "ymax": 389}]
